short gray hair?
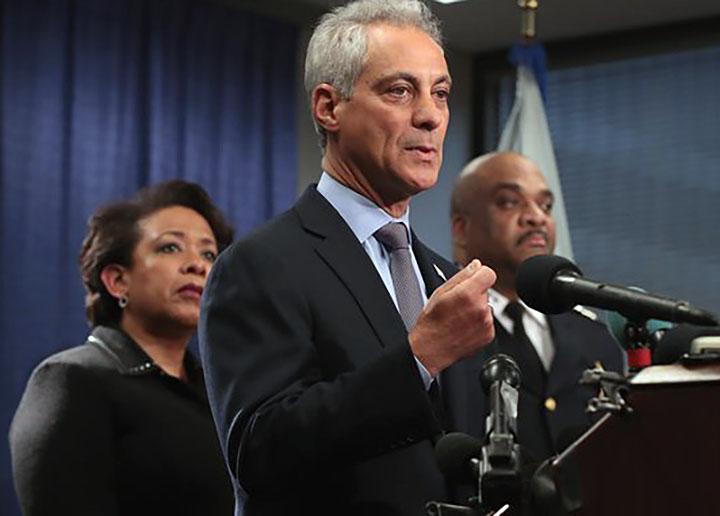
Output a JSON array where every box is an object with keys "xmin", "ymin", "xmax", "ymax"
[{"xmin": 304, "ymin": 0, "xmax": 443, "ymax": 148}]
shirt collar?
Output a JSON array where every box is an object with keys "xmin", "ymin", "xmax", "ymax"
[
  {"xmin": 489, "ymin": 288, "xmax": 548, "ymax": 328},
  {"xmin": 316, "ymin": 172, "xmax": 412, "ymax": 244}
]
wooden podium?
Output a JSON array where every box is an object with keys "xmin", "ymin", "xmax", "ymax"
[{"xmin": 543, "ymin": 362, "xmax": 720, "ymax": 515}]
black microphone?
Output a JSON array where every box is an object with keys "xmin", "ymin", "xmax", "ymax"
[
  {"xmin": 653, "ymin": 324, "xmax": 720, "ymax": 365},
  {"xmin": 516, "ymin": 255, "xmax": 718, "ymax": 326},
  {"xmin": 434, "ymin": 355, "xmax": 521, "ymax": 486},
  {"xmin": 435, "ymin": 432, "xmax": 483, "ymax": 485},
  {"xmin": 478, "ymin": 354, "xmax": 523, "ymax": 511},
  {"xmin": 479, "ymin": 354, "xmax": 521, "ymax": 443}
]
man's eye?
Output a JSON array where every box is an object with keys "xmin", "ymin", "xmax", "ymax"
[
  {"xmin": 434, "ymin": 89, "xmax": 450, "ymax": 101},
  {"xmin": 496, "ymin": 197, "xmax": 519, "ymax": 209},
  {"xmin": 542, "ymin": 202, "xmax": 554, "ymax": 214},
  {"xmin": 389, "ymin": 85, "xmax": 411, "ymax": 97}
]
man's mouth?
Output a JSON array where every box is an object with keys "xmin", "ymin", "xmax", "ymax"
[
  {"xmin": 518, "ymin": 231, "xmax": 548, "ymax": 248},
  {"xmin": 405, "ymin": 145, "xmax": 437, "ymax": 160}
]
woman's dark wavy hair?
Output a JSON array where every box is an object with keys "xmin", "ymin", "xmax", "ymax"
[{"xmin": 78, "ymin": 180, "xmax": 234, "ymax": 327}]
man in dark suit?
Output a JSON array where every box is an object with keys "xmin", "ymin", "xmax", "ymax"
[
  {"xmin": 450, "ymin": 151, "xmax": 625, "ymax": 463},
  {"xmin": 199, "ymin": 1, "xmax": 497, "ymax": 515}
]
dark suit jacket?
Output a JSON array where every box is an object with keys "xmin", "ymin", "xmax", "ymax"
[
  {"xmin": 199, "ymin": 186, "xmax": 464, "ymax": 516},
  {"xmin": 444, "ymin": 311, "xmax": 624, "ymax": 464},
  {"xmin": 10, "ymin": 326, "xmax": 234, "ymax": 516}
]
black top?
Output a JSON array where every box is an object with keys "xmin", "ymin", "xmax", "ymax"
[{"xmin": 9, "ymin": 325, "xmax": 234, "ymax": 516}]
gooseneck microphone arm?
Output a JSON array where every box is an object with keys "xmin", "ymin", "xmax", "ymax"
[
  {"xmin": 516, "ymin": 255, "xmax": 718, "ymax": 326},
  {"xmin": 554, "ymin": 272, "xmax": 715, "ymax": 325}
]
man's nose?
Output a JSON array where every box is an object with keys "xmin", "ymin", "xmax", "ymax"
[
  {"xmin": 521, "ymin": 202, "xmax": 549, "ymax": 226},
  {"xmin": 412, "ymin": 92, "xmax": 445, "ymax": 131}
]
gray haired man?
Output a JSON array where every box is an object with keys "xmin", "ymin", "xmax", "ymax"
[{"xmin": 200, "ymin": 2, "xmax": 497, "ymax": 514}]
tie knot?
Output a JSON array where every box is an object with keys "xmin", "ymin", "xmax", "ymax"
[
  {"xmin": 504, "ymin": 301, "xmax": 524, "ymax": 326},
  {"xmin": 374, "ymin": 222, "xmax": 410, "ymax": 251}
]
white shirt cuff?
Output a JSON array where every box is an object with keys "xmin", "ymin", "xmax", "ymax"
[{"xmin": 414, "ymin": 356, "xmax": 434, "ymax": 390}]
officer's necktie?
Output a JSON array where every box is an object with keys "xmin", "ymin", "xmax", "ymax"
[{"xmin": 505, "ymin": 301, "xmax": 546, "ymax": 393}]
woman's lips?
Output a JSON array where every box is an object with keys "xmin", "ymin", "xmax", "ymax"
[{"xmin": 178, "ymin": 284, "xmax": 204, "ymax": 299}]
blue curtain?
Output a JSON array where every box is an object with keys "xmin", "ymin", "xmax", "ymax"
[{"xmin": 1, "ymin": 0, "xmax": 299, "ymax": 512}]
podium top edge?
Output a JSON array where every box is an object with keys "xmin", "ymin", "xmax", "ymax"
[{"xmin": 631, "ymin": 362, "xmax": 720, "ymax": 386}]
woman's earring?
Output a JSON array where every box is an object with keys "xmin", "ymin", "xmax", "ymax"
[{"xmin": 118, "ymin": 296, "xmax": 128, "ymax": 309}]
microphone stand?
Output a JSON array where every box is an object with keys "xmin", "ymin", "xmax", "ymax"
[
  {"xmin": 426, "ymin": 355, "xmax": 524, "ymax": 516},
  {"xmin": 620, "ymin": 318, "xmax": 653, "ymax": 371},
  {"xmin": 477, "ymin": 355, "xmax": 523, "ymax": 513}
]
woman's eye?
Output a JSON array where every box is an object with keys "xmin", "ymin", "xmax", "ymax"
[
  {"xmin": 202, "ymin": 250, "xmax": 218, "ymax": 262},
  {"xmin": 158, "ymin": 243, "xmax": 181, "ymax": 253}
]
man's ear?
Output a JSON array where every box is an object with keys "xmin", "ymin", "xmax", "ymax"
[
  {"xmin": 451, "ymin": 215, "xmax": 467, "ymax": 247},
  {"xmin": 451, "ymin": 215, "xmax": 468, "ymax": 266},
  {"xmin": 311, "ymin": 83, "xmax": 343, "ymax": 135},
  {"xmin": 99, "ymin": 264, "xmax": 129, "ymax": 300}
]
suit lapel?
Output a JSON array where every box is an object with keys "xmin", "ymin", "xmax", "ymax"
[
  {"xmin": 411, "ymin": 234, "xmax": 448, "ymax": 297},
  {"xmin": 295, "ymin": 186, "xmax": 477, "ymax": 434},
  {"xmin": 442, "ymin": 344, "xmax": 494, "ymax": 436},
  {"xmin": 411, "ymin": 233, "xmax": 459, "ymax": 404},
  {"xmin": 411, "ymin": 239, "xmax": 485, "ymax": 434},
  {"xmin": 295, "ymin": 187, "xmax": 408, "ymax": 349}
]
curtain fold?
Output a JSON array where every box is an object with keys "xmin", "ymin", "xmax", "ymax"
[{"xmin": 1, "ymin": 1, "xmax": 299, "ymax": 512}]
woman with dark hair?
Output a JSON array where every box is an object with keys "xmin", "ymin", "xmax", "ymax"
[{"xmin": 10, "ymin": 180, "xmax": 235, "ymax": 516}]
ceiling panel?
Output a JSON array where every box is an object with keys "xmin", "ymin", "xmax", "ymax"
[{"xmin": 230, "ymin": 0, "xmax": 720, "ymax": 53}]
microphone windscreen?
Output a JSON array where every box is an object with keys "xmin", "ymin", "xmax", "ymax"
[
  {"xmin": 516, "ymin": 255, "xmax": 582, "ymax": 314},
  {"xmin": 479, "ymin": 353, "xmax": 521, "ymax": 392},
  {"xmin": 653, "ymin": 324, "xmax": 720, "ymax": 364},
  {"xmin": 434, "ymin": 432, "xmax": 483, "ymax": 484}
]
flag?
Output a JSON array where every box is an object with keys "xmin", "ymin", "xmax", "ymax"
[{"xmin": 498, "ymin": 43, "xmax": 573, "ymax": 259}]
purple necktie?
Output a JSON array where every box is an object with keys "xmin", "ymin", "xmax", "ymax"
[{"xmin": 374, "ymin": 222, "xmax": 424, "ymax": 330}]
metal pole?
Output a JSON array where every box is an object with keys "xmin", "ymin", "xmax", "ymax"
[{"xmin": 517, "ymin": 0, "xmax": 538, "ymax": 40}]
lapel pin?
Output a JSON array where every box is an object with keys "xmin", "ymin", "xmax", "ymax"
[{"xmin": 433, "ymin": 263, "xmax": 447, "ymax": 282}]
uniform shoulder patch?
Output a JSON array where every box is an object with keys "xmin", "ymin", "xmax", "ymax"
[{"xmin": 573, "ymin": 304, "xmax": 599, "ymax": 321}]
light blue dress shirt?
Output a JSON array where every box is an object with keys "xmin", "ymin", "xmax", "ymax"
[{"xmin": 317, "ymin": 172, "xmax": 434, "ymax": 387}]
